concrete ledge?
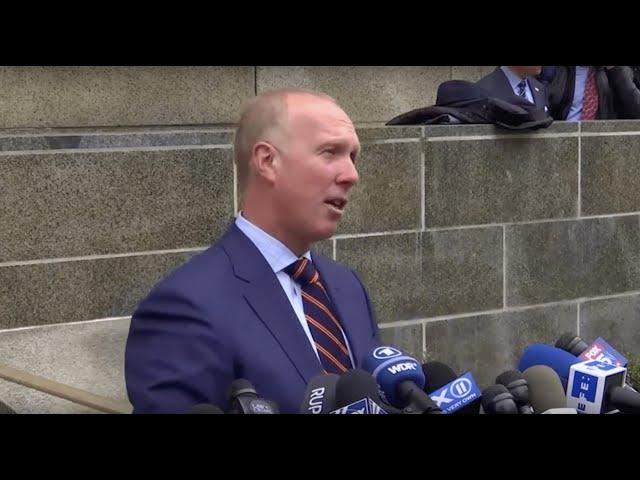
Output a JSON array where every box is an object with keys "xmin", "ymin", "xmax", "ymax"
[{"xmin": 0, "ymin": 319, "xmax": 131, "ymax": 413}]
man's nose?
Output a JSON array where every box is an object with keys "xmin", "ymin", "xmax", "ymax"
[{"xmin": 338, "ymin": 157, "xmax": 359, "ymax": 187}]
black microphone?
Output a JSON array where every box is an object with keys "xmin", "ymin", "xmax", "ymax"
[
  {"xmin": 555, "ymin": 332, "xmax": 589, "ymax": 356},
  {"xmin": 608, "ymin": 386, "xmax": 640, "ymax": 414},
  {"xmin": 481, "ymin": 385, "xmax": 519, "ymax": 414},
  {"xmin": 189, "ymin": 404, "xmax": 225, "ymax": 414},
  {"xmin": 331, "ymin": 369, "xmax": 399, "ymax": 414},
  {"xmin": 226, "ymin": 379, "xmax": 279, "ymax": 414},
  {"xmin": 496, "ymin": 370, "xmax": 533, "ymax": 414},
  {"xmin": 299, "ymin": 373, "xmax": 340, "ymax": 414},
  {"xmin": 423, "ymin": 361, "xmax": 481, "ymax": 414}
]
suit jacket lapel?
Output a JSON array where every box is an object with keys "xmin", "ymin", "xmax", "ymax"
[
  {"xmin": 220, "ymin": 223, "xmax": 322, "ymax": 383},
  {"xmin": 495, "ymin": 67, "xmax": 520, "ymax": 100},
  {"xmin": 529, "ymin": 77, "xmax": 548, "ymax": 110}
]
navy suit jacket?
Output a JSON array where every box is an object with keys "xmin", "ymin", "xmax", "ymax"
[
  {"xmin": 476, "ymin": 67, "xmax": 549, "ymax": 111},
  {"xmin": 125, "ymin": 223, "xmax": 380, "ymax": 413}
]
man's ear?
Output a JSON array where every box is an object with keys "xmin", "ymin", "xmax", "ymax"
[{"xmin": 251, "ymin": 141, "xmax": 278, "ymax": 184}]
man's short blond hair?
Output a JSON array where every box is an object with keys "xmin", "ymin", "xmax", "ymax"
[{"xmin": 233, "ymin": 88, "xmax": 338, "ymax": 196}]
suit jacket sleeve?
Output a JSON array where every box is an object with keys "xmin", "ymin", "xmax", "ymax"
[
  {"xmin": 540, "ymin": 66, "xmax": 572, "ymax": 120},
  {"xmin": 124, "ymin": 284, "xmax": 234, "ymax": 413},
  {"xmin": 607, "ymin": 66, "xmax": 640, "ymax": 119}
]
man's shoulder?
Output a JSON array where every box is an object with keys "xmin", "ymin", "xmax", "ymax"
[
  {"xmin": 154, "ymin": 223, "xmax": 248, "ymax": 292},
  {"xmin": 475, "ymin": 67, "xmax": 502, "ymax": 87},
  {"xmin": 171, "ymin": 242, "xmax": 230, "ymax": 280},
  {"xmin": 142, "ymin": 223, "xmax": 249, "ymax": 301},
  {"xmin": 147, "ymin": 242, "xmax": 233, "ymax": 299}
]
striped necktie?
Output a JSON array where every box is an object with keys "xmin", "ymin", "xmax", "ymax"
[
  {"xmin": 284, "ymin": 257, "xmax": 353, "ymax": 374},
  {"xmin": 581, "ymin": 66, "xmax": 599, "ymax": 120},
  {"xmin": 516, "ymin": 80, "xmax": 528, "ymax": 99}
]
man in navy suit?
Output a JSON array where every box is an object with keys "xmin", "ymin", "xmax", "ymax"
[
  {"xmin": 476, "ymin": 66, "xmax": 549, "ymax": 112},
  {"xmin": 125, "ymin": 89, "xmax": 381, "ymax": 413}
]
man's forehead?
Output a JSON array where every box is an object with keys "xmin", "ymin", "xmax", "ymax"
[
  {"xmin": 286, "ymin": 96, "xmax": 357, "ymax": 137},
  {"xmin": 287, "ymin": 94, "xmax": 349, "ymax": 120}
]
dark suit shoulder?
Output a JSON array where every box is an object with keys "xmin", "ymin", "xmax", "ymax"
[
  {"xmin": 138, "ymin": 243, "xmax": 234, "ymax": 312},
  {"xmin": 475, "ymin": 67, "xmax": 503, "ymax": 87},
  {"xmin": 475, "ymin": 68, "xmax": 516, "ymax": 101}
]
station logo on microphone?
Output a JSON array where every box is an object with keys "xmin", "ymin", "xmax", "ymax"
[
  {"xmin": 330, "ymin": 398, "xmax": 388, "ymax": 414},
  {"xmin": 566, "ymin": 360, "xmax": 626, "ymax": 414}
]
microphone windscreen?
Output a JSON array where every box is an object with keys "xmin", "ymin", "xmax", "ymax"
[
  {"xmin": 423, "ymin": 361, "xmax": 457, "ymax": 393},
  {"xmin": 496, "ymin": 370, "xmax": 530, "ymax": 406},
  {"xmin": 300, "ymin": 373, "xmax": 340, "ymax": 414},
  {"xmin": 555, "ymin": 332, "xmax": 589, "ymax": 356},
  {"xmin": 518, "ymin": 344, "xmax": 579, "ymax": 388},
  {"xmin": 481, "ymin": 385, "xmax": 518, "ymax": 414},
  {"xmin": 495, "ymin": 370, "xmax": 522, "ymax": 386},
  {"xmin": 522, "ymin": 365, "xmax": 567, "ymax": 413},
  {"xmin": 334, "ymin": 369, "xmax": 383, "ymax": 409}
]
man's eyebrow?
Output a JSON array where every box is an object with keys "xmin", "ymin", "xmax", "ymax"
[{"xmin": 318, "ymin": 138, "xmax": 360, "ymax": 150}]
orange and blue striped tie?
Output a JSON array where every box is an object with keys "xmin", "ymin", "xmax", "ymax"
[{"xmin": 285, "ymin": 258, "xmax": 353, "ymax": 374}]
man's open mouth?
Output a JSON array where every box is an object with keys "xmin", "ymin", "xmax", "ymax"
[{"xmin": 325, "ymin": 198, "xmax": 347, "ymax": 211}]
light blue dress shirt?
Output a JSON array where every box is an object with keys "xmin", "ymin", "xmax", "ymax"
[
  {"xmin": 234, "ymin": 212, "xmax": 355, "ymax": 366},
  {"xmin": 567, "ymin": 66, "xmax": 590, "ymax": 121},
  {"xmin": 501, "ymin": 66, "xmax": 535, "ymax": 104}
]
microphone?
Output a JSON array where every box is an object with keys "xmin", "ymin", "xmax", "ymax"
[
  {"xmin": 522, "ymin": 365, "xmax": 574, "ymax": 413},
  {"xmin": 189, "ymin": 404, "xmax": 225, "ymax": 414},
  {"xmin": 361, "ymin": 346, "xmax": 442, "ymax": 414},
  {"xmin": 556, "ymin": 333, "xmax": 628, "ymax": 367},
  {"xmin": 555, "ymin": 332, "xmax": 589, "ymax": 356},
  {"xmin": 299, "ymin": 373, "xmax": 340, "ymax": 414},
  {"xmin": 608, "ymin": 385, "xmax": 640, "ymax": 414},
  {"xmin": 555, "ymin": 333, "xmax": 636, "ymax": 394},
  {"xmin": 579, "ymin": 338, "xmax": 628, "ymax": 367},
  {"xmin": 330, "ymin": 369, "xmax": 394, "ymax": 414},
  {"xmin": 480, "ymin": 385, "xmax": 518, "ymax": 414},
  {"xmin": 518, "ymin": 344, "xmax": 580, "ymax": 389},
  {"xmin": 423, "ymin": 361, "xmax": 481, "ymax": 414},
  {"xmin": 226, "ymin": 379, "xmax": 279, "ymax": 414},
  {"xmin": 566, "ymin": 359, "xmax": 627, "ymax": 414},
  {"xmin": 496, "ymin": 370, "xmax": 533, "ymax": 414}
]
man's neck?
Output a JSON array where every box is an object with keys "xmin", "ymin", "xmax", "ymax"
[
  {"xmin": 505, "ymin": 66, "xmax": 528, "ymax": 80},
  {"xmin": 239, "ymin": 208, "xmax": 310, "ymax": 257}
]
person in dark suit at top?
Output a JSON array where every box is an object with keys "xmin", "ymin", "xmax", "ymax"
[
  {"xmin": 538, "ymin": 66, "xmax": 640, "ymax": 121},
  {"xmin": 476, "ymin": 66, "xmax": 549, "ymax": 111},
  {"xmin": 124, "ymin": 89, "xmax": 381, "ymax": 414}
]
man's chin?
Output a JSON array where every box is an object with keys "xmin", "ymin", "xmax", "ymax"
[{"xmin": 312, "ymin": 224, "xmax": 339, "ymax": 244}]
